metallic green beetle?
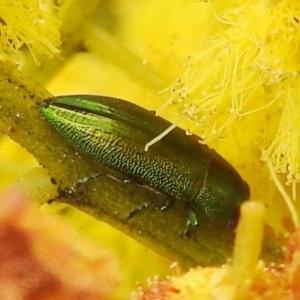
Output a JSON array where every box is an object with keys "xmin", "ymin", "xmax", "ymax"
[{"xmin": 41, "ymin": 95, "xmax": 250, "ymax": 235}]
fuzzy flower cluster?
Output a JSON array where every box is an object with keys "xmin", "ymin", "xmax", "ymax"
[
  {"xmin": 0, "ymin": 0, "xmax": 60, "ymax": 64},
  {"xmin": 162, "ymin": 0, "xmax": 300, "ymax": 185},
  {"xmin": 136, "ymin": 202, "xmax": 300, "ymax": 300}
]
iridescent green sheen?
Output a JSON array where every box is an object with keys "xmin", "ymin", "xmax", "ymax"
[{"xmin": 41, "ymin": 95, "xmax": 250, "ymax": 232}]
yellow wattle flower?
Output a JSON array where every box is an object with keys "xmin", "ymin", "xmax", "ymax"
[
  {"xmin": 0, "ymin": 0, "xmax": 60, "ymax": 63},
  {"xmin": 159, "ymin": 0, "xmax": 300, "ymax": 191}
]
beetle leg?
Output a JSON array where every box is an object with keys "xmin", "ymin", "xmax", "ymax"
[
  {"xmin": 181, "ymin": 203, "xmax": 199, "ymax": 238},
  {"xmin": 71, "ymin": 173, "xmax": 106, "ymax": 191},
  {"xmin": 125, "ymin": 197, "xmax": 174, "ymax": 223},
  {"xmin": 48, "ymin": 173, "xmax": 131, "ymax": 204},
  {"xmin": 124, "ymin": 201, "xmax": 152, "ymax": 222},
  {"xmin": 157, "ymin": 198, "xmax": 175, "ymax": 211}
]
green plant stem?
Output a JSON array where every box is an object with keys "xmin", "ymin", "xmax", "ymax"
[{"xmin": 0, "ymin": 61, "xmax": 284, "ymax": 268}]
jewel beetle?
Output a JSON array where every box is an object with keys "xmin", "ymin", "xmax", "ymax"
[{"xmin": 41, "ymin": 95, "xmax": 250, "ymax": 235}]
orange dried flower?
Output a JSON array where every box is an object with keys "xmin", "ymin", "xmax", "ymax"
[{"xmin": 0, "ymin": 189, "xmax": 119, "ymax": 300}]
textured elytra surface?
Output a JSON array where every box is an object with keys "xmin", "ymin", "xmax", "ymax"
[{"xmin": 41, "ymin": 95, "xmax": 250, "ymax": 224}]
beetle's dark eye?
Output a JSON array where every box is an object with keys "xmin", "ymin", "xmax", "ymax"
[{"xmin": 227, "ymin": 206, "xmax": 241, "ymax": 228}]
